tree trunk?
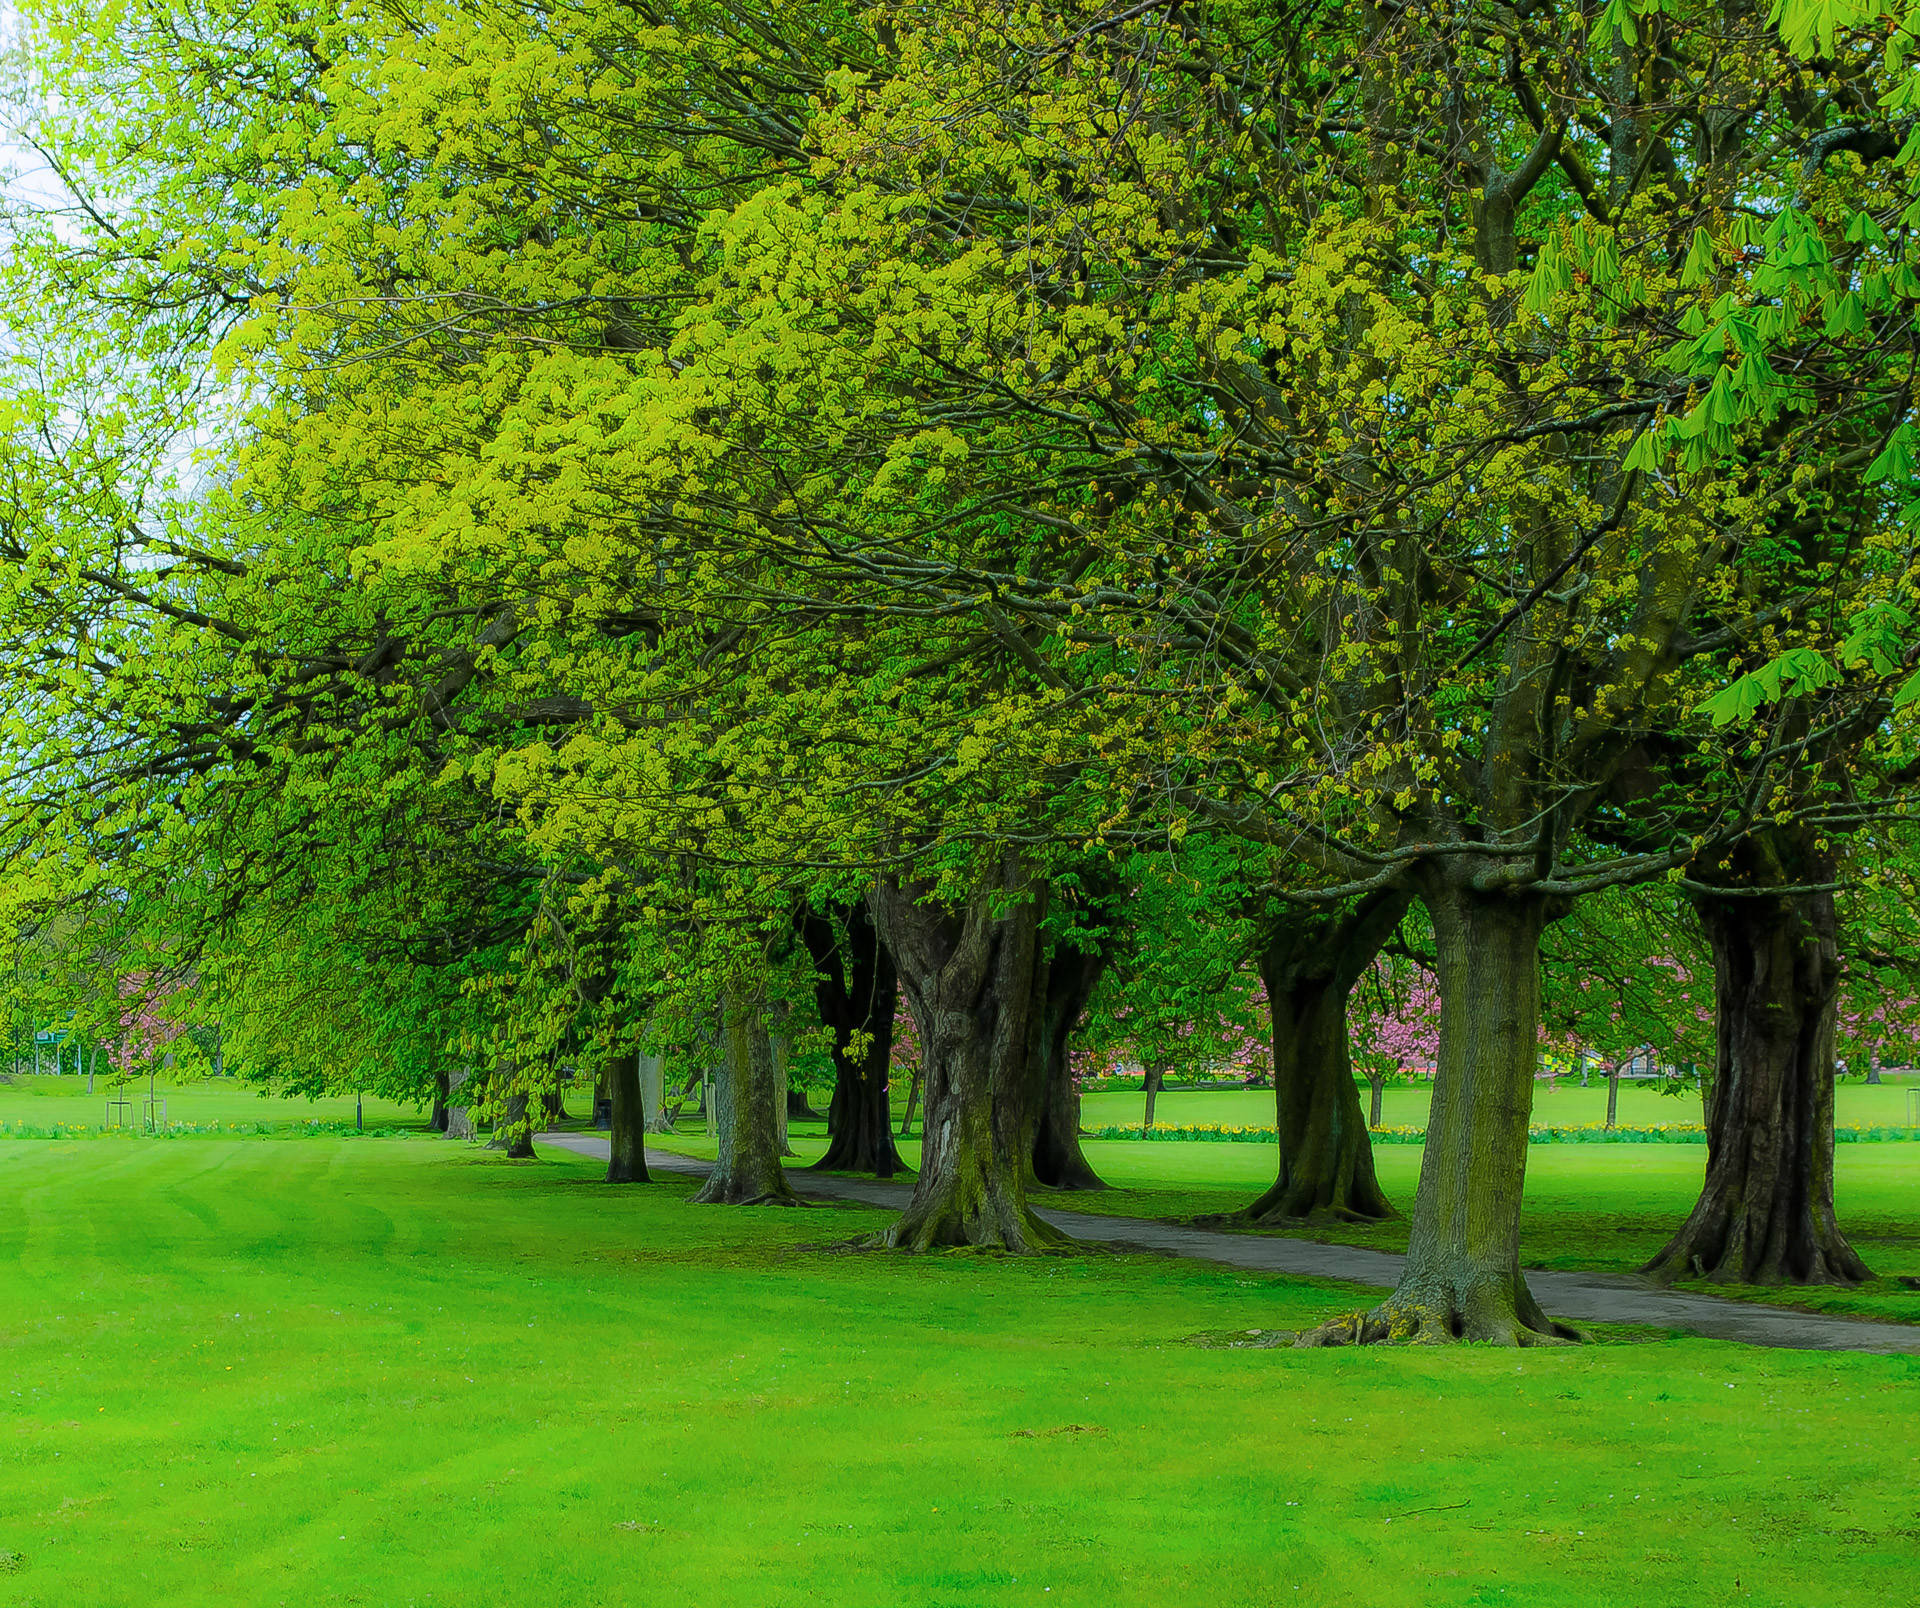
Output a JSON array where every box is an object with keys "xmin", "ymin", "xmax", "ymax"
[
  {"xmin": 606, "ymin": 1050, "xmax": 651, "ymax": 1184},
  {"xmin": 538, "ymin": 1081, "xmax": 568, "ymax": 1130},
  {"xmin": 639, "ymin": 1052, "xmax": 673, "ymax": 1133},
  {"xmin": 803, "ymin": 904, "xmax": 910, "ymax": 1177},
  {"xmin": 1865, "ymin": 1059, "xmax": 1882, "ymax": 1086},
  {"xmin": 1030, "ymin": 939, "xmax": 1106, "ymax": 1191},
  {"xmin": 1142, "ymin": 1061, "xmax": 1166, "ymax": 1130},
  {"xmin": 1233, "ymin": 894, "xmax": 1405, "ymax": 1226},
  {"xmin": 1606, "ymin": 1062, "xmax": 1620, "ymax": 1129},
  {"xmin": 1312, "ymin": 883, "xmax": 1574, "ymax": 1344},
  {"xmin": 430, "ymin": 1068, "xmax": 451, "ymax": 1134},
  {"xmin": 866, "ymin": 866, "xmax": 1061, "ymax": 1250},
  {"xmin": 498, "ymin": 1092, "xmax": 535, "ymax": 1160},
  {"xmin": 1240, "ymin": 963, "xmax": 1393, "ymax": 1223},
  {"xmin": 1644, "ymin": 841, "xmax": 1869, "ymax": 1285},
  {"xmin": 788, "ymin": 1087, "xmax": 823, "ymax": 1121},
  {"xmin": 689, "ymin": 994, "xmax": 799, "ymax": 1206},
  {"xmin": 773, "ymin": 1026, "xmax": 795, "ymax": 1157},
  {"xmin": 899, "ymin": 1063, "xmax": 921, "ymax": 1138},
  {"xmin": 445, "ymin": 1069, "xmax": 474, "ymax": 1141},
  {"xmin": 1369, "ymin": 1072, "xmax": 1385, "ymax": 1129}
]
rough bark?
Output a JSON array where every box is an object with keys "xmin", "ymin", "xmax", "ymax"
[
  {"xmin": 1643, "ymin": 836, "xmax": 1869, "ymax": 1285},
  {"xmin": 445, "ymin": 1069, "xmax": 474, "ymax": 1141},
  {"xmin": 689, "ymin": 994, "xmax": 800, "ymax": 1206},
  {"xmin": 1232, "ymin": 893, "xmax": 1406, "ymax": 1225},
  {"xmin": 1241, "ymin": 968, "xmax": 1392, "ymax": 1222},
  {"xmin": 605, "ymin": 1050, "xmax": 651, "ymax": 1184},
  {"xmin": 639, "ymin": 1052, "xmax": 673, "ymax": 1133},
  {"xmin": 866, "ymin": 865, "xmax": 1063, "ymax": 1250},
  {"xmin": 430, "ymin": 1069, "xmax": 451, "ymax": 1134},
  {"xmin": 803, "ymin": 904, "xmax": 911, "ymax": 1177},
  {"xmin": 1030, "ymin": 938, "xmax": 1106, "ymax": 1191},
  {"xmin": 1310, "ymin": 882, "xmax": 1575, "ymax": 1344},
  {"xmin": 771, "ymin": 1023, "xmax": 797, "ymax": 1157}
]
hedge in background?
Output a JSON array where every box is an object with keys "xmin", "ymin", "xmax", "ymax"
[{"xmin": 1087, "ymin": 1123, "xmax": 1920, "ymax": 1146}]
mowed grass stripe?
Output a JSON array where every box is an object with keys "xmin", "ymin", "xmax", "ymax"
[{"xmin": 0, "ymin": 1141, "xmax": 1915, "ymax": 1607}]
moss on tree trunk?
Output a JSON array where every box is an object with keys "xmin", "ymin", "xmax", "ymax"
[
  {"xmin": 689, "ymin": 993, "xmax": 799, "ymax": 1206},
  {"xmin": 1310, "ymin": 883, "xmax": 1575, "ymax": 1345},
  {"xmin": 868, "ymin": 865, "xmax": 1064, "ymax": 1250},
  {"xmin": 1644, "ymin": 836, "xmax": 1868, "ymax": 1286}
]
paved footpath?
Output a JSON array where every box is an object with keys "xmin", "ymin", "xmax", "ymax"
[{"xmin": 539, "ymin": 1131, "xmax": 1920, "ymax": 1356}]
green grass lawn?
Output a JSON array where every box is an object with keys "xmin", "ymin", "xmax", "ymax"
[
  {"xmin": 0, "ymin": 1075, "xmax": 432, "ymax": 1133},
  {"xmin": 1, "ymin": 1140, "xmax": 1915, "ymax": 1608},
  {"xmin": 1078, "ymin": 1076, "xmax": 1920, "ymax": 1132},
  {"xmin": 652, "ymin": 1124, "xmax": 1920, "ymax": 1324},
  {"xmin": 8, "ymin": 1072, "xmax": 1914, "ymax": 1321}
]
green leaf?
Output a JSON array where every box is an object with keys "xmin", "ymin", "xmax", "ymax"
[
  {"xmin": 1824, "ymin": 289, "xmax": 1867, "ymax": 338},
  {"xmin": 1521, "ymin": 238, "xmax": 1567, "ymax": 316},
  {"xmin": 1867, "ymin": 424, "xmax": 1918, "ymax": 485},
  {"xmin": 1680, "ymin": 227, "xmax": 1717, "ymax": 287},
  {"xmin": 1841, "ymin": 600, "xmax": 1913, "ymax": 675},
  {"xmin": 1705, "ymin": 368, "xmax": 1744, "ymax": 426},
  {"xmin": 1776, "ymin": 646, "xmax": 1841, "ymax": 690},
  {"xmin": 1696, "ymin": 674, "xmax": 1771, "ymax": 727},
  {"xmin": 1590, "ymin": 0, "xmax": 1639, "ymax": 46},
  {"xmin": 1621, "ymin": 427, "xmax": 1664, "ymax": 474},
  {"xmin": 1845, "ymin": 210, "xmax": 1888, "ymax": 245},
  {"xmin": 1697, "ymin": 649, "xmax": 1840, "ymax": 726}
]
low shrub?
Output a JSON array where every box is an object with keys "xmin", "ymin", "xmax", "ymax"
[{"xmin": 0, "ymin": 1120, "xmax": 419, "ymax": 1140}]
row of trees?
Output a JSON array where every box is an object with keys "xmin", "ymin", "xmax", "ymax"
[{"xmin": 5, "ymin": 0, "xmax": 1920, "ymax": 1341}]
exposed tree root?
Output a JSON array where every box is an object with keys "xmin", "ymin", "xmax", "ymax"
[
  {"xmin": 865, "ymin": 1190, "xmax": 1071, "ymax": 1252},
  {"xmin": 1297, "ymin": 1284, "xmax": 1583, "ymax": 1347},
  {"xmin": 1642, "ymin": 1227, "xmax": 1869, "ymax": 1287},
  {"xmin": 1195, "ymin": 1197, "xmax": 1393, "ymax": 1232},
  {"xmin": 691, "ymin": 1191, "xmax": 804, "ymax": 1208},
  {"xmin": 688, "ymin": 1174, "xmax": 802, "ymax": 1207}
]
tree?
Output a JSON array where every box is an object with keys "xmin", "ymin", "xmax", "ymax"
[
  {"xmin": 1240, "ymin": 892, "xmax": 1412, "ymax": 1222},
  {"xmin": 866, "ymin": 862, "xmax": 1060, "ymax": 1249},
  {"xmin": 1643, "ymin": 827, "xmax": 1872, "ymax": 1284},
  {"xmin": 801, "ymin": 901, "xmax": 909, "ymax": 1177}
]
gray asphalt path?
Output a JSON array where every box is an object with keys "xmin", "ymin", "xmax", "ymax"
[{"xmin": 538, "ymin": 1130, "xmax": 1920, "ymax": 1355}]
